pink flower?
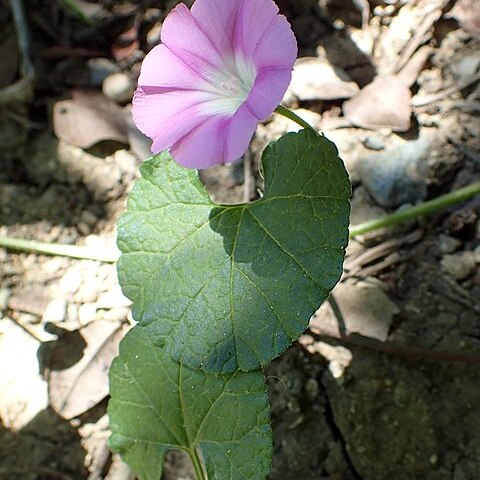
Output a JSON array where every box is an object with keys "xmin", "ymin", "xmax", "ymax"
[{"xmin": 132, "ymin": 0, "xmax": 297, "ymax": 169}]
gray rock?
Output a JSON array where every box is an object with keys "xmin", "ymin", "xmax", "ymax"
[
  {"xmin": 357, "ymin": 133, "xmax": 433, "ymax": 208},
  {"xmin": 80, "ymin": 210, "xmax": 98, "ymax": 227},
  {"xmin": 324, "ymin": 129, "xmax": 364, "ymax": 183},
  {"xmin": 438, "ymin": 234, "xmax": 462, "ymax": 254},
  {"xmin": 450, "ymin": 54, "xmax": 480, "ymax": 80},
  {"xmin": 474, "ymin": 246, "xmax": 480, "ymax": 264},
  {"xmin": 441, "ymin": 252, "xmax": 476, "ymax": 280},
  {"xmin": 102, "ymin": 73, "xmax": 136, "ymax": 105},
  {"xmin": 350, "ymin": 186, "xmax": 386, "ymax": 226},
  {"xmin": 87, "ymin": 58, "xmax": 121, "ymax": 88}
]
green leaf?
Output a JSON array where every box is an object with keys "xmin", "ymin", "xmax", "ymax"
[
  {"xmin": 117, "ymin": 129, "xmax": 351, "ymax": 373},
  {"xmin": 108, "ymin": 326, "xmax": 272, "ymax": 480}
]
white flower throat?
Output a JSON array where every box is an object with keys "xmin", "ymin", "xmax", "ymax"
[{"xmin": 200, "ymin": 54, "xmax": 256, "ymax": 116}]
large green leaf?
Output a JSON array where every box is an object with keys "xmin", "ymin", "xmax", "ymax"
[
  {"xmin": 117, "ymin": 129, "xmax": 351, "ymax": 373},
  {"xmin": 108, "ymin": 326, "xmax": 272, "ymax": 480}
]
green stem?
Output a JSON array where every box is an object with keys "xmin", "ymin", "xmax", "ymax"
[
  {"xmin": 275, "ymin": 104, "xmax": 315, "ymax": 130},
  {"xmin": 0, "ymin": 236, "xmax": 119, "ymax": 262},
  {"xmin": 350, "ymin": 181, "xmax": 480, "ymax": 237},
  {"xmin": 1, "ymin": 182, "xmax": 479, "ymax": 261},
  {"xmin": 190, "ymin": 448, "xmax": 208, "ymax": 480}
]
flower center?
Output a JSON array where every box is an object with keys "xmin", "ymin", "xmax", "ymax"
[{"xmin": 201, "ymin": 54, "xmax": 256, "ymax": 117}]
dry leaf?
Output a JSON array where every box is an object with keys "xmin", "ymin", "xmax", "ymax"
[
  {"xmin": 310, "ymin": 279, "xmax": 399, "ymax": 342},
  {"xmin": 377, "ymin": 0, "xmax": 448, "ymax": 75},
  {"xmin": 48, "ymin": 320, "xmax": 125, "ymax": 419},
  {"xmin": 53, "ymin": 89, "xmax": 129, "ymax": 148},
  {"xmin": 289, "ymin": 57, "xmax": 359, "ymax": 101},
  {"xmin": 397, "ymin": 46, "xmax": 433, "ymax": 88},
  {"xmin": 343, "ymin": 75, "xmax": 412, "ymax": 131}
]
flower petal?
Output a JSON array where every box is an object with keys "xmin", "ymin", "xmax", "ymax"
[
  {"xmin": 133, "ymin": 0, "xmax": 298, "ymax": 169},
  {"xmin": 160, "ymin": 4, "xmax": 224, "ymax": 78},
  {"xmin": 133, "ymin": 88, "xmax": 209, "ymax": 153},
  {"xmin": 170, "ymin": 116, "xmax": 228, "ymax": 169},
  {"xmin": 170, "ymin": 104, "xmax": 258, "ymax": 169},
  {"xmin": 254, "ymin": 15, "xmax": 298, "ymax": 70},
  {"xmin": 224, "ymin": 103, "xmax": 259, "ymax": 161},
  {"xmin": 246, "ymin": 68, "xmax": 293, "ymax": 121},
  {"xmin": 233, "ymin": 0, "xmax": 279, "ymax": 59},
  {"xmin": 137, "ymin": 44, "xmax": 209, "ymax": 91},
  {"xmin": 190, "ymin": 0, "xmax": 240, "ymax": 56}
]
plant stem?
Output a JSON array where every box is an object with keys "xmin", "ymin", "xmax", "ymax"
[
  {"xmin": 1, "ymin": 182, "xmax": 479, "ymax": 262},
  {"xmin": 0, "ymin": 236, "xmax": 119, "ymax": 263},
  {"xmin": 275, "ymin": 105, "xmax": 315, "ymax": 130},
  {"xmin": 190, "ymin": 448, "xmax": 208, "ymax": 480},
  {"xmin": 349, "ymin": 181, "xmax": 480, "ymax": 238}
]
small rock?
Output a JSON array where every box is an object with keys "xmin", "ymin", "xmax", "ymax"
[
  {"xmin": 304, "ymin": 378, "xmax": 319, "ymax": 401},
  {"xmin": 102, "ymin": 73, "xmax": 136, "ymax": 105},
  {"xmin": 357, "ymin": 132, "xmax": 434, "ymax": 208},
  {"xmin": 441, "ymin": 252, "xmax": 476, "ymax": 280},
  {"xmin": 78, "ymin": 303, "xmax": 97, "ymax": 324},
  {"xmin": 438, "ymin": 234, "xmax": 462, "ymax": 254},
  {"xmin": 87, "ymin": 58, "xmax": 121, "ymax": 88},
  {"xmin": 147, "ymin": 22, "xmax": 162, "ymax": 47},
  {"xmin": 42, "ymin": 298, "xmax": 67, "ymax": 323},
  {"xmin": 302, "ymin": 337, "xmax": 352, "ymax": 380},
  {"xmin": 474, "ymin": 246, "xmax": 480, "ymax": 263},
  {"xmin": 0, "ymin": 288, "xmax": 11, "ymax": 310},
  {"xmin": 113, "ymin": 149, "xmax": 137, "ymax": 178},
  {"xmin": 67, "ymin": 304, "xmax": 79, "ymax": 324},
  {"xmin": 58, "ymin": 270, "xmax": 83, "ymax": 295},
  {"xmin": 96, "ymin": 287, "xmax": 131, "ymax": 309},
  {"xmin": 450, "ymin": 54, "xmax": 480, "ymax": 80},
  {"xmin": 350, "ymin": 186, "xmax": 387, "ymax": 226},
  {"xmin": 288, "ymin": 57, "xmax": 359, "ymax": 101},
  {"xmin": 77, "ymin": 222, "xmax": 91, "ymax": 236},
  {"xmin": 80, "ymin": 210, "xmax": 98, "ymax": 227},
  {"xmin": 363, "ymin": 136, "xmax": 385, "ymax": 151}
]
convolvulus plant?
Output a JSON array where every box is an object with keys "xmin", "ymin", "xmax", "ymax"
[{"xmin": 108, "ymin": 1, "xmax": 351, "ymax": 478}]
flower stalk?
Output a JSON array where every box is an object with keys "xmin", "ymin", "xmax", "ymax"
[{"xmin": 275, "ymin": 104, "xmax": 315, "ymax": 130}]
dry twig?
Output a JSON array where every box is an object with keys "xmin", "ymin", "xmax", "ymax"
[{"xmin": 413, "ymin": 71, "xmax": 480, "ymax": 107}]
